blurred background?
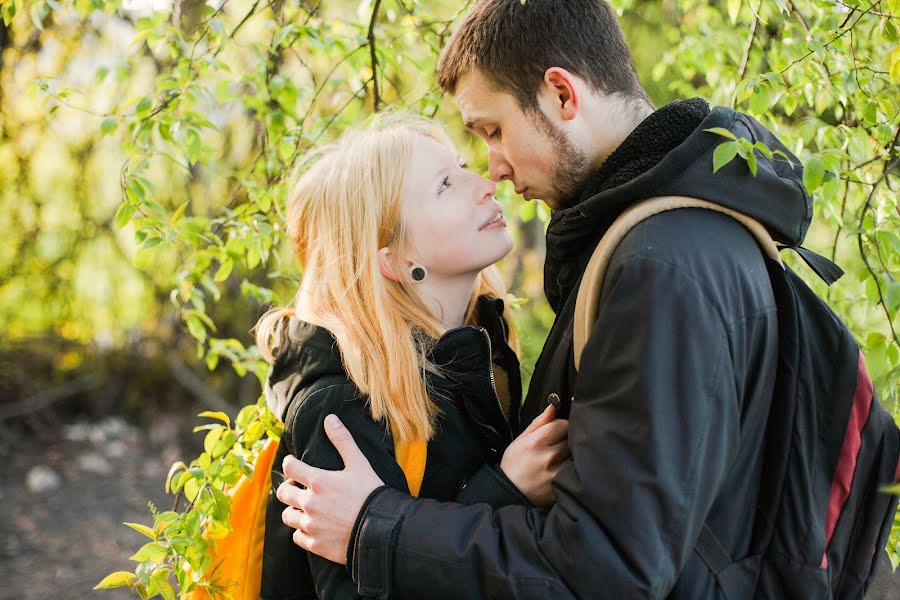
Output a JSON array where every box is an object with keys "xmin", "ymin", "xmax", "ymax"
[{"xmin": 0, "ymin": 0, "xmax": 898, "ymax": 597}]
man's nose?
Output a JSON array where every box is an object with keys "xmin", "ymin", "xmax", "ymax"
[{"xmin": 487, "ymin": 147, "xmax": 512, "ymax": 183}]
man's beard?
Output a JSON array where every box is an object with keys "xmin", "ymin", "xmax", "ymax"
[{"xmin": 531, "ymin": 110, "xmax": 592, "ymax": 211}]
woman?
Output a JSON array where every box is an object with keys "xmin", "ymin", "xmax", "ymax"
[{"xmin": 256, "ymin": 114, "xmax": 569, "ymax": 599}]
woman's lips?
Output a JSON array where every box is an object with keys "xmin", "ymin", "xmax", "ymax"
[{"xmin": 480, "ymin": 210, "xmax": 507, "ymax": 230}]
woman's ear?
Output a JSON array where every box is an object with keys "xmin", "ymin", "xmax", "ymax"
[{"xmin": 378, "ymin": 247, "xmax": 402, "ymax": 282}]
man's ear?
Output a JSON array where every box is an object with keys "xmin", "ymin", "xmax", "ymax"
[
  {"xmin": 543, "ymin": 67, "xmax": 579, "ymax": 121},
  {"xmin": 378, "ymin": 247, "xmax": 402, "ymax": 282}
]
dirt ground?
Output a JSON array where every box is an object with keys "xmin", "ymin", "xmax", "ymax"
[
  {"xmin": 1, "ymin": 413, "xmax": 899, "ymax": 600},
  {"xmin": 0, "ymin": 415, "xmax": 185, "ymax": 600}
]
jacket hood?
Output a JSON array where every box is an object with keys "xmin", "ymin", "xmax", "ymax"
[{"xmin": 543, "ymin": 98, "xmax": 813, "ymax": 311}]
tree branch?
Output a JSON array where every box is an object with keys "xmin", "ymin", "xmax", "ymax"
[
  {"xmin": 737, "ymin": 14, "xmax": 758, "ymax": 80},
  {"xmin": 367, "ymin": 0, "xmax": 383, "ymax": 112}
]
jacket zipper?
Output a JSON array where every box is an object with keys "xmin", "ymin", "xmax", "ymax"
[{"xmin": 479, "ymin": 326, "xmax": 513, "ymax": 441}]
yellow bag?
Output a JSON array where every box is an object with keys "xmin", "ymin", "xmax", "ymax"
[{"xmin": 185, "ymin": 427, "xmax": 426, "ymax": 599}]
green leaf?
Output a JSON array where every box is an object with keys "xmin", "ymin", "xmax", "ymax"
[
  {"xmin": 198, "ymin": 410, "xmax": 231, "ymax": 427},
  {"xmin": 204, "ymin": 427, "xmax": 224, "ymax": 456},
  {"xmin": 225, "ymin": 236, "xmax": 245, "ymax": 259},
  {"xmin": 123, "ymin": 522, "xmax": 157, "ymax": 540},
  {"xmin": 135, "ymin": 97, "xmax": 153, "ymax": 118},
  {"xmin": 171, "ymin": 200, "xmax": 189, "ymax": 225},
  {"xmin": 115, "ymin": 203, "xmax": 135, "ymax": 228},
  {"xmin": 885, "ymin": 19, "xmax": 898, "ymax": 45},
  {"xmin": 129, "ymin": 542, "xmax": 167, "ymax": 563},
  {"xmin": 212, "ymin": 429, "xmax": 239, "ymax": 458},
  {"xmin": 243, "ymin": 421, "xmax": 265, "ymax": 445},
  {"xmin": 214, "ymin": 258, "xmax": 233, "ymax": 282},
  {"xmin": 236, "ymin": 404, "xmax": 259, "ymax": 429},
  {"xmin": 186, "ymin": 129, "xmax": 203, "ymax": 164},
  {"xmin": 727, "ymin": 0, "xmax": 741, "ymax": 23},
  {"xmin": 94, "ymin": 571, "xmax": 136, "ymax": 590},
  {"xmin": 803, "ymin": 156, "xmax": 826, "ymax": 193},
  {"xmin": 808, "ymin": 39, "xmax": 826, "ymax": 60},
  {"xmin": 713, "ymin": 141, "xmax": 739, "ymax": 173},
  {"xmin": 886, "ymin": 281, "xmax": 900, "ymax": 314},
  {"xmin": 157, "ymin": 577, "xmax": 176, "ymax": 600},
  {"xmin": 186, "ymin": 315, "xmax": 207, "ymax": 344},
  {"xmin": 100, "ymin": 117, "xmax": 117, "ymax": 136},
  {"xmin": 705, "ymin": 127, "xmax": 737, "ymax": 140},
  {"xmin": 753, "ymin": 142, "xmax": 774, "ymax": 160},
  {"xmin": 749, "ymin": 84, "xmax": 773, "ymax": 115},
  {"xmin": 746, "ymin": 151, "xmax": 758, "ymax": 176}
]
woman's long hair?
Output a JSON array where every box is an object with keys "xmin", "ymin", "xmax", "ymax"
[{"xmin": 256, "ymin": 114, "xmax": 515, "ymax": 443}]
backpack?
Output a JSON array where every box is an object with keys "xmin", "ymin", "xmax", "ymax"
[
  {"xmin": 573, "ymin": 195, "xmax": 900, "ymax": 599},
  {"xmin": 183, "ymin": 405, "xmax": 427, "ymax": 599}
]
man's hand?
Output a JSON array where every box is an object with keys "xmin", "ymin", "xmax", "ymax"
[
  {"xmin": 500, "ymin": 404, "xmax": 570, "ymax": 507},
  {"xmin": 277, "ymin": 413, "xmax": 385, "ymax": 564}
]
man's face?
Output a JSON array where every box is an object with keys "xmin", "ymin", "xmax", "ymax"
[{"xmin": 455, "ymin": 69, "xmax": 591, "ymax": 210}]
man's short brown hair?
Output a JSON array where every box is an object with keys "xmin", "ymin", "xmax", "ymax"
[{"xmin": 437, "ymin": 0, "xmax": 649, "ymax": 111}]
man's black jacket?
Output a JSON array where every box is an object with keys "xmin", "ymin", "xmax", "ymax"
[{"xmin": 346, "ymin": 100, "xmax": 815, "ymax": 599}]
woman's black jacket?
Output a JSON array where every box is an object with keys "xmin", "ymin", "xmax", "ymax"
[{"xmin": 260, "ymin": 296, "xmax": 527, "ymax": 599}]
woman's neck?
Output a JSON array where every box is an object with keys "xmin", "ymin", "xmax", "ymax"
[{"xmin": 417, "ymin": 273, "xmax": 479, "ymax": 331}]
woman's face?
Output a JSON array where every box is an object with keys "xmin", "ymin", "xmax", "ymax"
[{"xmin": 398, "ymin": 135, "xmax": 513, "ymax": 279}]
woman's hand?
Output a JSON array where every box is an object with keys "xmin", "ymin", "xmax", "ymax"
[{"xmin": 500, "ymin": 404, "xmax": 570, "ymax": 507}]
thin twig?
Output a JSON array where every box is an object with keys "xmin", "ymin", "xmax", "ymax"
[
  {"xmin": 779, "ymin": 3, "xmax": 872, "ymax": 76},
  {"xmin": 857, "ymin": 151, "xmax": 900, "ymax": 348},
  {"xmin": 834, "ymin": 0, "xmax": 898, "ymax": 19},
  {"xmin": 367, "ymin": 0, "xmax": 383, "ymax": 112},
  {"xmin": 738, "ymin": 15, "xmax": 758, "ymax": 80},
  {"xmin": 312, "ymin": 79, "xmax": 373, "ymax": 144}
]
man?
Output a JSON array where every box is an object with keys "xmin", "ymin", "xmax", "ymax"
[{"xmin": 276, "ymin": 0, "xmax": 814, "ymax": 597}]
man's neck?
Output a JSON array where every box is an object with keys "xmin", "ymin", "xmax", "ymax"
[{"xmin": 584, "ymin": 96, "xmax": 655, "ymax": 174}]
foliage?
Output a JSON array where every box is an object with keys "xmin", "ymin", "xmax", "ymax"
[{"xmin": 0, "ymin": 0, "xmax": 898, "ymax": 594}]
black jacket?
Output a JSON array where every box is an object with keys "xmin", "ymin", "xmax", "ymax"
[
  {"xmin": 260, "ymin": 296, "xmax": 528, "ymax": 599},
  {"xmin": 346, "ymin": 100, "xmax": 813, "ymax": 599}
]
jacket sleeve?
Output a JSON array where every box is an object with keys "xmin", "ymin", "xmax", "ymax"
[
  {"xmin": 454, "ymin": 462, "xmax": 531, "ymax": 509},
  {"xmin": 289, "ymin": 383, "xmax": 409, "ymax": 600},
  {"xmin": 349, "ymin": 254, "xmax": 743, "ymax": 600}
]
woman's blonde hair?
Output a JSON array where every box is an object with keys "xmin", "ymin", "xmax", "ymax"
[{"xmin": 256, "ymin": 113, "xmax": 515, "ymax": 443}]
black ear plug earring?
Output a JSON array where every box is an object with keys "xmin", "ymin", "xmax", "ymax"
[{"xmin": 410, "ymin": 265, "xmax": 427, "ymax": 283}]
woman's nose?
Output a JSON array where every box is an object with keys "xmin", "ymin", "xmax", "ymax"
[{"xmin": 477, "ymin": 176, "xmax": 496, "ymax": 203}]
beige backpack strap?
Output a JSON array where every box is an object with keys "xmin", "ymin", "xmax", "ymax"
[{"xmin": 573, "ymin": 195, "xmax": 783, "ymax": 371}]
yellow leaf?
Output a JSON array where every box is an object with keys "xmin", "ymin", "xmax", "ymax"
[
  {"xmin": 890, "ymin": 46, "xmax": 900, "ymax": 84},
  {"xmin": 198, "ymin": 410, "xmax": 231, "ymax": 428},
  {"xmin": 728, "ymin": 0, "xmax": 742, "ymax": 23},
  {"xmin": 94, "ymin": 571, "xmax": 135, "ymax": 590},
  {"xmin": 123, "ymin": 522, "xmax": 157, "ymax": 540},
  {"xmin": 165, "ymin": 461, "xmax": 186, "ymax": 494}
]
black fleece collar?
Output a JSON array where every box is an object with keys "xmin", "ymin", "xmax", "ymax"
[{"xmin": 543, "ymin": 98, "xmax": 711, "ymax": 312}]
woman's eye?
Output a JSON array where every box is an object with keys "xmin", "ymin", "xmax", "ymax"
[
  {"xmin": 487, "ymin": 128, "xmax": 500, "ymax": 140},
  {"xmin": 438, "ymin": 176, "xmax": 451, "ymax": 194}
]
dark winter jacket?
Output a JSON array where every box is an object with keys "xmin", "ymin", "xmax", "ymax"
[
  {"xmin": 345, "ymin": 99, "xmax": 814, "ymax": 599},
  {"xmin": 260, "ymin": 295, "xmax": 528, "ymax": 599}
]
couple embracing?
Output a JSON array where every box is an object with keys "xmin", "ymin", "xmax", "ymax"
[{"xmin": 254, "ymin": 1, "xmax": 899, "ymax": 599}]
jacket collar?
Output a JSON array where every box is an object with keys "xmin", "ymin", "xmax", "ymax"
[
  {"xmin": 542, "ymin": 97, "xmax": 812, "ymax": 312},
  {"xmin": 267, "ymin": 295, "xmax": 510, "ymax": 394}
]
